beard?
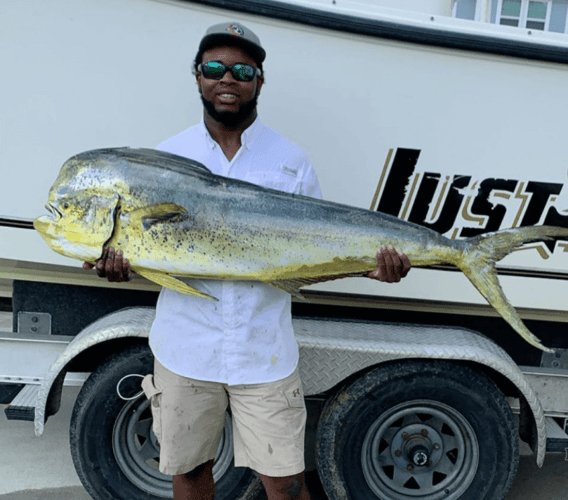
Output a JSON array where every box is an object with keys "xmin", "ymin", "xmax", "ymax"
[{"xmin": 201, "ymin": 93, "xmax": 259, "ymax": 128}]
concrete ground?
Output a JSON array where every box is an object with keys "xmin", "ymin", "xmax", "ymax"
[
  {"xmin": 0, "ymin": 386, "xmax": 90, "ymax": 499},
  {"xmin": 2, "ymin": 310, "xmax": 568, "ymax": 499}
]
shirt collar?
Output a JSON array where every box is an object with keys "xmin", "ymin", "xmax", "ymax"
[
  {"xmin": 199, "ymin": 116, "xmax": 263, "ymax": 150},
  {"xmin": 240, "ymin": 116, "xmax": 262, "ymax": 149}
]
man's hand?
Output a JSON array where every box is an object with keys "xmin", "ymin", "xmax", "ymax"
[
  {"xmin": 368, "ymin": 245, "xmax": 411, "ymax": 283},
  {"xmin": 83, "ymin": 247, "xmax": 134, "ymax": 282}
]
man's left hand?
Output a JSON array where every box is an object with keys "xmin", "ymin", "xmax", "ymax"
[{"xmin": 368, "ymin": 245, "xmax": 411, "ymax": 283}]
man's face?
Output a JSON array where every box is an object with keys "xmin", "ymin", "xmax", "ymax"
[{"xmin": 197, "ymin": 45, "xmax": 263, "ymax": 127}]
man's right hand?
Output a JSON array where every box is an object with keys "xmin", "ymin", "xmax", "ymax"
[
  {"xmin": 83, "ymin": 247, "xmax": 134, "ymax": 282},
  {"xmin": 367, "ymin": 245, "xmax": 411, "ymax": 283}
]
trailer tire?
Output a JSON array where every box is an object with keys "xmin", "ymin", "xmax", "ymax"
[
  {"xmin": 69, "ymin": 344, "xmax": 262, "ymax": 500},
  {"xmin": 316, "ymin": 360, "xmax": 519, "ymax": 500}
]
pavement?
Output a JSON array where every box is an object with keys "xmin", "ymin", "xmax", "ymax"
[
  {"xmin": 0, "ymin": 488, "xmax": 90, "ymax": 500},
  {"xmin": 0, "ymin": 386, "xmax": 90, "ymax": 499},
  {"xmin": 2, "ymin": 310, "xmax": 568, "ymax": 499}
]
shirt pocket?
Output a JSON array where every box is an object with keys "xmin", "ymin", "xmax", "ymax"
[{"xmin": 244, "ymin": 164, "xmax": 300, "ymax": 193}]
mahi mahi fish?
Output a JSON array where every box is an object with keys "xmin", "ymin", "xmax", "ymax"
[{"xmin": 34, "ymin": 147, "xmax": 568, "ymax": 352}]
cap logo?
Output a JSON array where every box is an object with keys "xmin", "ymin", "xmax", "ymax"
[{"xmin": 226, "ymin": 24, "xmax": 244, "ymax": 37}]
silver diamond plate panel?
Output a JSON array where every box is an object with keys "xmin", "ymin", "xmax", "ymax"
[
  {"xmin": 34, "ymin": 307, "xmax": 155, "ymax": 437},
  {"xmin": 295, "ymin": 318, "xmax": 546, "ymax": 466},
  {"xmin": 33, "ymin": 309, "xmax": 545, "ymax": 466}
]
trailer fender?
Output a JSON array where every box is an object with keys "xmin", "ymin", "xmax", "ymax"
[
  {"xmin": 34, "ymin": 312, "xmax": 547, "ymax": 467},
  {"xmin": 34, "ymin": 307, "xmax": 155, "ymax": 437},
  {"xmin": 294, "ymin": 318, "xmax": 546, "ymax": 467}
]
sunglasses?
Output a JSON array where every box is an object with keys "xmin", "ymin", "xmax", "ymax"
[{"xmin": 198, "ymin": 61, "xmax": 262, "ymax": 82}]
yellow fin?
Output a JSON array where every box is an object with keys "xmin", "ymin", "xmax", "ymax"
[
  {"xmin": 270, "ymin": 280, "xmax": 306, "ymax": 301},
  {"xmin": 270, "ymin": 272, "xmax": 368, "ymax": 301},
  {"xmin": 137, "ymin": 270, "xmax": 217, "ymax": 301},
  {"xmin": 458, "ymin": 226, "xmax": 564, "ymax": 353}
]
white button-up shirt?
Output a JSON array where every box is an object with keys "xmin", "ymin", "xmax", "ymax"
[{"xmin": 149, "ymin": 118, "xmax": 322, "ymax": 385}]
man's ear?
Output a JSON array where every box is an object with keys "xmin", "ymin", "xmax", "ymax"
[
  {"xmin": 195, "ymin": 73, "xmax": 202, "ymax": 94},
  {"xmin": 256, "ymin": 75, "xmax": 264, "ymax": 97}
]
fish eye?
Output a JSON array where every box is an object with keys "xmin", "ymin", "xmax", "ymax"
[{"xmin": 63, "ymin": 203, "xmax": 70, "ymax": 209}]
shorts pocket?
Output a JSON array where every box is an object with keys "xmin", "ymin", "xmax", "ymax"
[
  {"xmin": 141, "ymin": 374, "xmax": 163, "ymax": 441},
  {"xmin": 283, "ymin": 381, "xmax": 305, "ymax": 409},
  {"xmin": 282, "ymin": 384, "xmax": 307, "ymax": 453}
]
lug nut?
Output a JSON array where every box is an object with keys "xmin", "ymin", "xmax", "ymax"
[
  {"xmin": 421, "ymin": 429, "xmax": 428, "ymax": 436},
  {"xmin": 395, "ymin": 449, "xmax": 402, "ymax": 457},
  {"xmin": 407, "ymin": 463, "xmax": 414, "ymax": 471}
]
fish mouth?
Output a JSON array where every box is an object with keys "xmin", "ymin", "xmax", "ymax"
[
  {"xmin": 44, "ymin": 203, "xmax": 62, "ymax": 221},
  {"xmin": 34, "ymin": 204, "xmax": 62, "ymax": 236}
]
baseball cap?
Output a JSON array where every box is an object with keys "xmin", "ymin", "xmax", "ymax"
[{"xmin": 199, "ymin": 22, "xmax": 266, "ymax": 64}]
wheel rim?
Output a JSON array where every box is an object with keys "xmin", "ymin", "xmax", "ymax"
[
  {"xmin": 112, "ymin": 396, "xmax": 234, "ymax": 498},
  {"xmin": 361, "ymin": 400, "xmax": 479, "ymax": 500}
]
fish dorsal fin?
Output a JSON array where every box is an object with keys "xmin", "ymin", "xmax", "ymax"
[
  {"xmin": 137, "ymin": 270, "xmax": 218, "ymax": 301},
  {"xmin": 110, "ymin": 148, "xmax": 213, "ymax": 175},
  {"xmin": 128, "ymin": 203, "xmax": 189, "ymax": 229},
  {"xmin": 270, "ymin": 272, "xmax": 368, "ymax": 300}
]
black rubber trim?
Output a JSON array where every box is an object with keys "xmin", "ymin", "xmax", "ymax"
[
  {"xmin": 0, "ymin": 383, "xmax": 25, "ymax": 406},
  {"xmin": 186, "ymin": 0, "xmax": 568, "ymax": 64},
  {"xmin": 429, "ymin": 263, "xmax": 568, "ymax": 281},
  {"xmin": 0, "ymin": 217, "xmax": 34, "ymax": 229}
]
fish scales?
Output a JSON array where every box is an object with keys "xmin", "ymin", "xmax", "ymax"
[{"xmin": 34, "ymin": 147, "xmax": 568, "ymax": 352}]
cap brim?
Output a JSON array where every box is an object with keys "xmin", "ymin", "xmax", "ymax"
[{"xmin": 199, "ymin": 34, "xmax": 266, "ymax": 63}]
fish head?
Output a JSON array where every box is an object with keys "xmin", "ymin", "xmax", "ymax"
[
  {"xmin": 34, "ymin": 190, "xmax": 120, "ymax": 263},
  {"xmin": 34, "ymin": 154, "xmax": 126, "ymax": 263}
]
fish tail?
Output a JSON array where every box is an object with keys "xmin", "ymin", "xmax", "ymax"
[{"xmin": 455, "ymin": 225, "xmax": 568, "ymax": 353}]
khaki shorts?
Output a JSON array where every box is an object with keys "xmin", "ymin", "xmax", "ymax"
[{"xmin": 141, "ymin": 359, "xmax": 306, "ymax": 477}]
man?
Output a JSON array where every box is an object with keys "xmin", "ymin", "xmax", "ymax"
[{"xmin": 86, "ymin": 22, "xmax": 410, "ymax": 500}]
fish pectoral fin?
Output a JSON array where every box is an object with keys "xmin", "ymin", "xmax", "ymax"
[
  {"xmin": 129, "ymin": 203, "xmax": 189, "ymax": 229},
  {"xmin": 137, "ymin": 270, "xmax": 218, "ymax": 301}
]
